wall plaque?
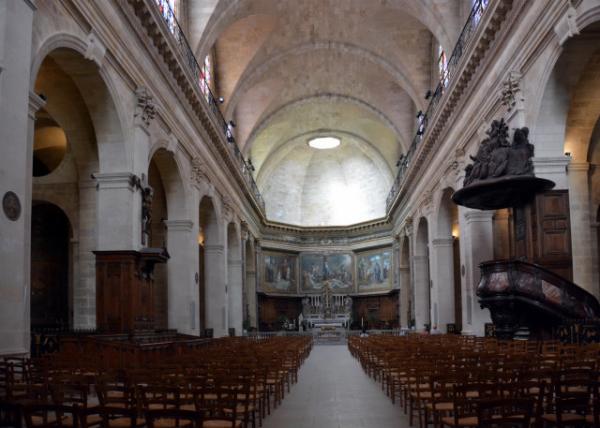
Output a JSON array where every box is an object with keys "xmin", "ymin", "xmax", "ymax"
[{"xmin": 3, "ymin": 191, "xmax": 21, "ymax": 221}]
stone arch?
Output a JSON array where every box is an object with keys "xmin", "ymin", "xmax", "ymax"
[
  {"xmin": 414, "ymin": 217, "xmax": 431, "ymax": 331},
  {"xmin": 32, "ymin": 40, "xmax": 128, "ymax": 173},
  {"xmin": 530, "ymin": 19, "xmax": 600, "ymax": 160},
  {"xmin": 31, "ymin": 44, "xmax": 125, "ymax": 329}
]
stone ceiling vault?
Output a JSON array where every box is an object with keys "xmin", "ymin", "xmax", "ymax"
[{"xmin": 191, "ymin": 0, "xmax": 464, "ymax": 226}]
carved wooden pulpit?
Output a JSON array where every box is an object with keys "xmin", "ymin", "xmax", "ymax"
[{"xmin": 94, "ymin": 248, "xmax": 168, "ymax": 333}]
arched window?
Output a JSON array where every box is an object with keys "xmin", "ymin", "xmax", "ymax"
[
  {"xmin": 438, "ymin": 44, "xmax": 448, "ymax": 88},
  {"xmin": 156, "ymin": 0, "xmax": 177, "ymax": 34},
  {"xmin": 199, "ymin": 54, "xmax": 212, "ymax": 102},
  {"xmin": 473, "ymin": 0, "xmax": 489, "ymax": 25}
]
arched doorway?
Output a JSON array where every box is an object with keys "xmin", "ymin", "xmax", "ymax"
[
  {"xmin": 30, "ymin": 202, "xmax": 72, "ymax": 329},
  {"xmin": 227, "ymin": 223, "xmax": 242, "ymax": 335},
  {"xmin": 414, "ymin": 217, "xmax": 431, "ymax": 331},
  {"xmin": 32, "ymin": 49, "xmax": 109, "ymax": 330}
]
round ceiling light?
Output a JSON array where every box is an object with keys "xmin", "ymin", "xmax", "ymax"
[{"xmin": 308, "ymin": 136, "xmax": 341, "ymax": 150}]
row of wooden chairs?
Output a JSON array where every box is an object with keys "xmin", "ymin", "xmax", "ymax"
[
  {"xmin": 1, "ymin": 336, "xmax": 312, "ymax": 428},
  {"xmin": 349, "ymin": 335, "xmax": 600, "ymax": 427}
]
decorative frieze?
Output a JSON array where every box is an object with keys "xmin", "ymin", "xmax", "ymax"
[
  {"xmin": 501, "ymin": 71, "xmax": 522, "ymax": 112},
  {"xmin": 190, "ymin": 157, "xmax": 210, "ymax": 186},
  {"xmin": 134, "ymin": 87, "xmax": 157, "ymax": 128}
]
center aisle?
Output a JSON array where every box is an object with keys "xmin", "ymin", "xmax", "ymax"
[{"xmin": 263, "ymin": 344, "xmax": 410, "ymax": 428}]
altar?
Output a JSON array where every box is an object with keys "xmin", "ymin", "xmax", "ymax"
[{"xmin": 301, "ymin": 284, "xmax": 351, "ymax": 343}]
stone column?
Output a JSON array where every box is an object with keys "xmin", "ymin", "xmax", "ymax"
[
  {"xmin": 204, "ymin": 244, "xmax": 227, "ymax": 337},
  {"xmin": 532, "ymin": 156, "xmax": 570, "ymax": 190},
  {"xmin": 399, "ymin": 266, "xmax": 410, "ymax": 328},
  {"xmin": 95, "ymin": 172, "xmax": 141, "ymax": 251},
  {"xmin": 164, "ymin": 219, "xmax": 199, "ymax": 335},
  {"xmin": 592, "ymin": 222, "xmax": 600, "ymax": 294},
  {"xmin": 253, "ymin": 244, "xmax": 262, "ymax": 328},
  {"xmin": 412, "ymin": 254, "xmax": 430, "ymax": 331},
  {"xmin": 227, "ymin": 258, "xmax": 243, "ymax": 335},
  {"xmin": 568, "ymin": 162, "xmax": 596, "ymax": 296},
  {"xmin": 0, "ymin": 0, "xmax": 36, "ymax": 354},
  {"xmin": 74, "ymin": 177, "xmax": 97, "ymax": 329},
  {"xmin": 460, "ymin": 209, "xmax": 494, "ymax": 336},
  {"xmin": 431, "ymin": 238, "xmax": 455, "ymax": 332}
]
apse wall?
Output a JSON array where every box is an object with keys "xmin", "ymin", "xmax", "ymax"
[{"xmin": 259, "ymin": 137, "xmax": 392, "ymax": 226}]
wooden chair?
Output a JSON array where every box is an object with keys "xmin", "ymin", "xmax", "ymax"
[
  {"xmin": 22, "ymin": 403, "xmax": 80, "ymax": 428},
  {"xmin": 541, "ymin": 377, "xmax": 590, "ymax": 427},
  {"xmin": 477, "ymin": 397, "xmax": 534, "ymax": 427},
  {"xmin": 145, "ymin": 408, "xmax": 202, "ymax": 428}
]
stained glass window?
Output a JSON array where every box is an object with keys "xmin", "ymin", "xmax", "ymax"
[
  {"xmin": 438, "ymin": 44, "xmax": 448, "ymax": 88},
  {"xmin": 473, "ymin": 0, "xmax": 489, "ymax": 25},
  {"xmin": 199, "ymin": 55, "xmax": 212, "ymax": 102},
  {"xmin": 156, "ymin": 0, "xmax": 177, "ymax": 34}
]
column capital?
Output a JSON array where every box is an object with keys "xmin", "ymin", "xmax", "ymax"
[
  {"xmin": 164, "ymin": 219, "xmax": 194, "ymax": 232},
  {"xmin": 464, "ymin": 210, "xmax": 494, "ymax": 223},
  {"xmin": 532, "ymin": 156, "xmax": 570, "ymax": 170},
  {"xmin": 204, "ymin": 244, "xmax": 224, "ymax": 254},
  {"xmin": 568, "ymin": 161, "xmax": 590, "ymax": 173},
  {"xmin": 93, "ymin": 172, "xmax": 137, "ymax": 191},
  {"xmin": 432, "ymin": 238, "xmax": 454, "ymax": 247}
]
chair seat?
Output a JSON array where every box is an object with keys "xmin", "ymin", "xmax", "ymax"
[
  {"xmin": 542, "ymin": 413, "xmax": 586, "ymax": 423},
  {"xmin": 440, "ymin": 416, "xmax": 478, "ymax": 426},
  {"xmin": 62, "ymin": 413, "xmax": 103, "ymax": 427},
  {"xmin": 425, "ymin": 401, "xmax": 453, "ymax": 411},
  {"xmin": 151, "ymin": 419, "xmax": 193, "ymax": 428},
  {"xmin": 105, "ymin": 416, "xmax": 146, "ymax": 427},
  {"xmin": 203, "ymin": 419, "xmax": 242, "ymax": 428}
]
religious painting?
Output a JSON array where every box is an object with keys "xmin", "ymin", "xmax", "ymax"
[
  {"xmin": 356, "ymin": 248, "xmax": 392, "ymax": 292},
  {"xmin": 260, "ymin": 251, "xmax": 298, "ymax": 294},
  {"xmin": 300, "ymin": 252, "xmax": 354, "ymax": 292}
]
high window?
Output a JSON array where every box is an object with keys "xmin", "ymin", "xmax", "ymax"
[
  {"xmin": 200, "ymin": 55, "xmax": 212, "ymax": 102},
  {"xmin": 156, "ymin": 0, "xmax": 177, "ymax": 34},
  {"xmin": 438, "ymin": 44, "xmax": 448, "ymax": 88}
]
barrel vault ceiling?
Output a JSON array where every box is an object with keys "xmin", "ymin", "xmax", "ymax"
[{"xmin": 190, "ymin": 0, "xmax": 464, "ymax": 226}]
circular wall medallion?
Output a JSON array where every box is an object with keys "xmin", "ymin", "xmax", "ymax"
[{"xmin": 3, "ymin": 191, "xmax": 21, "ymax": 221}]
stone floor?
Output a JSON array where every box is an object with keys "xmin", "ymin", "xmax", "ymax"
[{"xmin": 262, "ymin": 344, "xmax": 411, "ymax": 428}]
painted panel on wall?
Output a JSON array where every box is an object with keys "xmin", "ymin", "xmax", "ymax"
[
  {"xmin": 300, "ymin": 253, "xmax": 354, "ymax": 292},
  {"xmin": 357, "ymin": 248, "xmax": 392, "ymax": 292},
  {"xmin": 260, "ymin": 251, "xmax": 298, "ymax": 294}
]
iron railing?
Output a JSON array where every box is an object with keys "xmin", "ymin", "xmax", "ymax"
[
  {"xmin": 386, "ymin": 0, "xmax": 490, "ymax": 211},
  {"xmin": 153, "ymin": 0, "xmax": 265, "ymax": 211}
]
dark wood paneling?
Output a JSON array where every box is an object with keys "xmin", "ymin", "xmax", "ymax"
[
  {"xmin": 509, "ymin": 190, "xmax": 572, "ymax": 281},
  {"xmin": 95, "ymin": 250, "xmax": 167, "ymax": 333},
  {"xmin": 352, "ymin": 291, "xmax": 399, "ymax": 329},
  {"xmin": 258, "ymin": 294, "xmax": 301, "ymax": 331}
]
